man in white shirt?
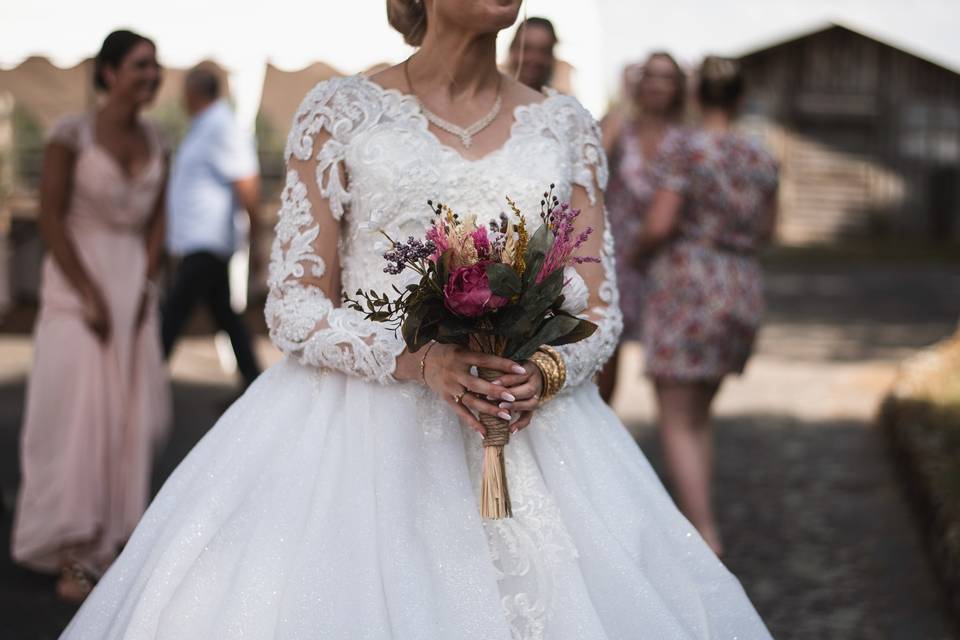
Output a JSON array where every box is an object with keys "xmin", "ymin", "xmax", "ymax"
[{"xmin": 162, "ymin": 66, "xmax": 261, "ymax": 386}]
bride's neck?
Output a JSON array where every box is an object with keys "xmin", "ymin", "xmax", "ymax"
[{"xmin": 409, "ymin": 30, "xmax": 500, "ymax": 100}]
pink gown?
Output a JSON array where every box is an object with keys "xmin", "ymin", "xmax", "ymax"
[{"xmin": 12, "ymin": 113, "xmax": 171, "ymax": 577}]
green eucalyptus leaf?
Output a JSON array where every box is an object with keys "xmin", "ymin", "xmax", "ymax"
[
  {"xmin": 526, "ymin": 223, "xmax": 552, "ymax": 260},
  {"xmin": 509, "ymin": 314, "xmax": 581, "ymax": 361},
  {"xmin": 486, "ymin": 262, "xmax": 522, "ymax": 297},
  {"xmin": 520, "ymin": 269, "xmax": 563, "ymax": 318},
  {"xmin": 547, "ymin": 316, "xmax": 598, "ymax": 346}
]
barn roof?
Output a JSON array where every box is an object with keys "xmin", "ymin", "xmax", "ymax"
[{"xmin": 736, "ymin": 21, "xmax": 960, "ymax": 78}]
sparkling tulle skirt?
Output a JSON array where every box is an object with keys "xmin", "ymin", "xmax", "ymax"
[{"xmin": 61, "ymin": 357, "xmax": 770, "ymax": 639}]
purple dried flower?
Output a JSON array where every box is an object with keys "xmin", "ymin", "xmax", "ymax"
[
  {"xmin": 383, "ymin": 236, "xmax": 436, "ymax": 274},
  {"xmin": 535, "ymin": 202, "xmax": 599, "ymax": 282}
]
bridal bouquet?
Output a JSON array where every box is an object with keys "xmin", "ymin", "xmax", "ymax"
[{"xmin": 345, "ymin": 185, "xmax": 598, "ymax": 518}]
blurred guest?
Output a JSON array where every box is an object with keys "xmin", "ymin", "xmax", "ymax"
[
  {"xmin": 11, "ymin": 30, "xmax": 170, "ymax": 602},
  {"xmin": 506, "ymin": 17, "xmax": 558, "ymax": 91},
  {"xmin": 598, "ymin": 52, "xmax": 687, "ymax": 402},
  {"xmin": 634, "ymin": 56, "xmax": 779, "ymax": 555},
  {"xmin": 162, "ymin": 66, "xmax": 261, "ymax": 387}
]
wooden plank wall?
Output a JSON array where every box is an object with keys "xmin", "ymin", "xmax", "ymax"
[{"xmin": 740, "ymin": 26, "xmax": 960, "ymax": 244}]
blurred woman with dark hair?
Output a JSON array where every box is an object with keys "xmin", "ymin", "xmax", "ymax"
[
  {"xmin": 505, "ymin": 16, "xmax": 558, "ymax": 91},
  {"xmin": 599, "ymin": 52, "xmax": 686, "ymax": 401},
  {"xmin": 11, "ymin": 29, "xmax": 170, "ymax": 602},
  {"xmin": 633, "ymin": 56, "xmax": 779, "ymax": 555}
]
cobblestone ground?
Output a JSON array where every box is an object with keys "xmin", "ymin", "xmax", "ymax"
[
  {"xmin": 1, "ymin": 263, "xmax": 959, "ymax": 638},
  {"xmin": 612, "ymin": 265, "xmax": 960, "ymax": 640}
]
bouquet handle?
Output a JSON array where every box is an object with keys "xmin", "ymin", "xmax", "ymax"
[{"xmin": 477, "ymin": 366, "xmax": 512, "ymax": 519}]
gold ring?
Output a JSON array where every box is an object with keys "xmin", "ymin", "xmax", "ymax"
[{"xmin": 454, "ymin": 390, "xmax": 465, "ymax": 404}]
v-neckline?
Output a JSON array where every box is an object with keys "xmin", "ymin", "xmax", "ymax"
[
  {"xmin": 89, "ymin": 113, "xmax": 158, "ymax": 183},
  {"xmin": 357, "ymin": 74, "xmax": 562, "ymax": 165}
]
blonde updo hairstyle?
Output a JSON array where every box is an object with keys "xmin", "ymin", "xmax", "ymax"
[{"xmin": 387, "ymin": 0, "xmax": 428, "ymax": 46}]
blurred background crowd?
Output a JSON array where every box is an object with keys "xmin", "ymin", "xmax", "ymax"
[{"xmin": 1, "ymin": 1, "xmax": 959, "ymax": 638}]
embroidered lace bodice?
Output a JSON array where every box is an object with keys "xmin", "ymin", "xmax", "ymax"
[{"xmin": 266, "ymin": 75, "xmax": 622, "ymax": 387}]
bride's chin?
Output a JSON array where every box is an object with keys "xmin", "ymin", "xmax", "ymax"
[{"xmin": 470, "ymin": 0, "xmax": 523, "ymax": 29}]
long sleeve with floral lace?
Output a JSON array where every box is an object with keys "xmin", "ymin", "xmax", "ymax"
[
  {"xmin": 550, "ymin": 100, "xmax": 623, "ymax": 390},
  {"xmin": 264, "ymin": 81, "xmax": 406, "ymax": 383}
]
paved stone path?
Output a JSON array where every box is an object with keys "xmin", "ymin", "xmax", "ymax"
[
  {"xmin": 1, "ymin": 263, "xmax": 958, "ymax": 638},
  {"xmin": 611, "ymin": 265, "xmax": 960, "ymax": 639}
]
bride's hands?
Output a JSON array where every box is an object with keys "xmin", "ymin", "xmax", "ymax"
[
  {"xmin": 422, "ymin": 343, "xmax": 528, "ymax": 436},
  {"xmin": 485, "ymin": 362, "xmax": 544, "ymax": 433}
]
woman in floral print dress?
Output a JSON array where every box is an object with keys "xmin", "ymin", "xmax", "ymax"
[
  {"xmin": 632, "ymin": 57, "xmax": 779, "ymax": 555},
  {"xmin": 598, "ymin": 52, "xmax": 687, "ymax": 402}
]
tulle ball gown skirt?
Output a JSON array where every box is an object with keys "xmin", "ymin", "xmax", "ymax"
[{"xmin": 61, "ymin": 357, "xmax": 771, "ymax": 639}]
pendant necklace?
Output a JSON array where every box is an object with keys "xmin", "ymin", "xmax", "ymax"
[{"xmin": 404, "ymin": 57, "xmax": 502, "ymax": 149}]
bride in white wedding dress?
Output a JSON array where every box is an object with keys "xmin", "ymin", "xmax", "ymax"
[{"xmin": 61, "ymin": 1, "xmax": 772, "ymax": 638}]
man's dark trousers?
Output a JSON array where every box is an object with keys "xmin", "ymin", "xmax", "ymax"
[{"xmin": 162, "ymin": 251, "xmax": 261, "ymax": 385}]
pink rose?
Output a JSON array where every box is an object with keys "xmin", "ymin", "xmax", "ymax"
[{"xmin": 443, "ymin": 263, "xmax": 507, "ymax": 318}]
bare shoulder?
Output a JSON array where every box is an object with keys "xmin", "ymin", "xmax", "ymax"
[
  {"xmin": 366, "ymin": 64, "xmax": 407, "ymax": 92},
  {"xmin": 501, "ymin": 76, "xmax": 548, "ymax": 110}
]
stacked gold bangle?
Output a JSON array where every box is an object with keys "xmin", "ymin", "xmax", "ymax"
[{"xmin": 530, "ymin": 345, "xmax": 566, "ymax": 402}]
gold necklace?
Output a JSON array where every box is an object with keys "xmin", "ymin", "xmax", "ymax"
[{"xmin": 403, "ymin": 57, "xmax": 503, "ymax": 149}]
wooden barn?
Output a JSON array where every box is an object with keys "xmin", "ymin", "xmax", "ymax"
[{"xmin": 737, "ymin": 23, "xmax": 960, "ymax": 244}]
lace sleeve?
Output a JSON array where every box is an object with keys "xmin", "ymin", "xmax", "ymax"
[
  {"xmin": 553, "ymin": 100, "xmax": 623, "ymax": 390},
  {"xmin": 265, "ymin": 78, "xmax": 406, "ymax": 383}
]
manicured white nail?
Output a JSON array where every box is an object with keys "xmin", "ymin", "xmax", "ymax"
[
  {"xmin": 498, "ymin": 411, "xmax": 512, "ymax": 421},
  {"xmin": 498, "ymin": 402, "xmax": 512, "ymax": 409},
  {"xmin": 491, "ymin": 379, "xmax": 502, "ymax": 385},
  {"xmin": 511, "ymin": 365, "xmax": 526, "ymax": 374},
  {"xmin": 500, "ymin": 392, "xmax": 516, "ymax": 402}
]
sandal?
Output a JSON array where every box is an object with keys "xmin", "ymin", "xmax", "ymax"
[{"xmin": 55, "ymin": 560, "xmax": 95, "ymax": 604}]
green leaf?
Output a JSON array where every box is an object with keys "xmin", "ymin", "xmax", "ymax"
[
  {"xmin": 408, "ymin": 321, "xmax": 439, "ymax": 352},
  {"xmin": 547, "ymin": 316, "xmax": 598, "ymax": 346},
  {"xmin": 522, "ymin": 224, "xmax": 552, "ymax": 285},
  {"xmin": 519, "ymin": 268, "xmax": 563, "ymax": 318},
  {"xmin": 526, "ymin": 223, "xmax": 552, "ymax": 260},
  {"xmin": 491, "ymin": 305, "xmax": 537, "ymax": 338},
  {"xmin": 509, "ymin": 314, "xmax": 581, "ymax": 361},
  {"xmin": 400, "ymin": 302, "xmax": 431, "ymax": 349},
  {"xmin": 435, "ymin": 318, "xmax": 476, "ymax": 339},
  {"xmin": 486, "ymin": 262, "xmax": 522, "ymax": 297}
]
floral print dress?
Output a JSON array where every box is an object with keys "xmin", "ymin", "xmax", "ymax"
[
  {"xmin": 643, "ymin": 129, "xmax": 779, "ymax": 381},
  {"xmin": 605, "ymin": 124, "xmax": 683, "ymax": 341}
]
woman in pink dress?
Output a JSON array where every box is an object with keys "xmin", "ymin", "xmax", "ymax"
[
  {"xmin": 598, "ymin": 52, "xmax": 686, "ymax": 401},
  {"xmin": 11, "ymin": 30, "xmax": 171, "ymax": 603},
  {"xmin": 634, "ymin": 57, "xmax": 779, "ymax": 555}
]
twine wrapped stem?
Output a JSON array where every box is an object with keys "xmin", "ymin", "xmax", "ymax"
[
  {"xmin": 477, "ymin": 366, "xmax": 512, "ymax": 519},
  {"xmin": 472, "ymin": 333, "xmax": 512, "ymax": 519}
]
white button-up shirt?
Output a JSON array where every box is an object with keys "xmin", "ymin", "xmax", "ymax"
[{"xmin": 166, "ymin": 100, "xmax": 259, "ymax": 258}]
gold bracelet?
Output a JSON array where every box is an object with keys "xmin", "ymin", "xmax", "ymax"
[
  {"xmin": 538, "ymin": 345, "xmax": 566, "ymax": 394},
  {"xmin": 419, "ymin": 341, "xmax": 437, "ymax": 383},
  {"xmin": 530, "ymin": 349, "xmax": 562, "ymax": 402}
]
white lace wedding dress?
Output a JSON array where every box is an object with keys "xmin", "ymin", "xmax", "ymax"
[{"xmin": 61, "ymin": 76, "xmax": 771, "ymax": 639}]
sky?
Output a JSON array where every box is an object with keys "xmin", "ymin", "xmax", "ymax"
[{"xmin": 2, "ymin": 0, "xmax": 958, "ymax": 124}]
